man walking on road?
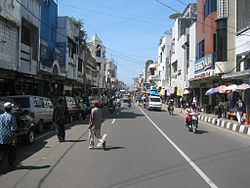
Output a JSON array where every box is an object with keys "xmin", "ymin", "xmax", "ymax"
[
  {"xmin": 0, "ymin": 102, "xmax": 17, "ymax": 168},
  {"xmin": 53, "ymin": 98, "xmax": 66, "ymax": 142},
  {"xmin": 88, "ymin": 100, "xmax": 106, "ymax": 149}
]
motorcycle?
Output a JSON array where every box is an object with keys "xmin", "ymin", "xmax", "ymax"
[
  {"xmin": 143, "ymin": 101, "xmax": 146, "ymax": 108},
  {"xmin": 168, "ymin": 104, "xmax": 174, "ymax": 115},
  {"xmin": 108, "ymin": 105, "xmax": 115, "ymax": 114},
  {"xmin": 128, "ymin": 101, "xmax": 131, "ymax": 108},
  {"xmin": 187, "ymin": 111, "xmax": 198, "ymax": 133}
]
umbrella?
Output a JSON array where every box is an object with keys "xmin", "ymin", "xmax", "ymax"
[
  {"xmin": 183, "ymin": 89, "xmax": 190, "ymax": 95},
  {"xmin": 205, "ymin": 88, "xmax": 217, "ymax": 96},
  {"xmin": 237, "ymin": 83, "xmax": 250, "ymax": 90},
  {"xmin": 226, "ymin": 84, "xmax": 238, "ymax": 92},
  {"xmin": 216, "ymin": 85, "xmax": 228, "ymax": 94}
]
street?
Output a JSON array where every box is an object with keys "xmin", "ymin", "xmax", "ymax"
[{"xmin": 1, "ymin": 103, "xmax": 250, "ymax": 188}]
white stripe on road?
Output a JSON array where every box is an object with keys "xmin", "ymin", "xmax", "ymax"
[
  {"xmin": 111, "ymin": 119, "xmax": 116, "ymax": 124},
  {"xmin": 139, "ymin": 108, "xmax": 218, "ymax": 188}
]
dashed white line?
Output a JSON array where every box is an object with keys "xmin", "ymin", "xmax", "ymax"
[
  {"xmin": 139, "ymin": 107, "xmax": 218, "ymax": 188},
  {"xmin": 111, "ymin": 119, "xmax": 116, "ymax": 124}
]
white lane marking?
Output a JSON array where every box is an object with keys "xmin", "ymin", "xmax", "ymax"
[
  {"xmin": 111, "ymin": 119, "xmax": 116, "ymax": 124},
  {"xmin": 96, "ymin": 134, "xmax": 107, "ymax": 147},
  {"xmin": 139, "ymin": 108, "xmax": 218, "ymax": 188}
]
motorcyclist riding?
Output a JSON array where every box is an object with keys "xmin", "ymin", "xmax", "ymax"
[
  {"xmin": 168, "ymin": 99, "xmax": 174, "ymax": 114},
  {"xmin": 185, "ymin": 103, "xmax": 198, "ymax": 126}
]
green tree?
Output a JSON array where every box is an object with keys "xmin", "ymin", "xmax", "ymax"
[{"xmin": 70, "ymin": 17, "xmax": 88, "ymax": 45}]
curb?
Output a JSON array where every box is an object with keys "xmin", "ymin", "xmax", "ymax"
[{"xmin": 162, "ymin": 104, "xmax": 250, "ymax": 136}]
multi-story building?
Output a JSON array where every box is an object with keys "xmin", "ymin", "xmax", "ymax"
[
  {"xmin": 0, "ymin": 0, "xmax": 21, "ymax": 95},
  {"xmin": 156, "ymin": 32, "xmax": 172, "ymax": 89},
  {"xmin": 0, "ymin": 0, "xmax": 41, "ymax": 95},
  {"xmin": 88, "ymin": 33, "xmax": 107, "ymax": 93},
  {"xmin": 57, "ymin": 16, "xmax": 79, "ymax": 95},
  {"xmin": 222, "ymin": 0, "xmax": 250, "ymax": 83},
  {"xmin": 105, "ymin": 58, "xmax": 117, "ymax": 90},
  {"xmin": 37, "ymin": 0, "xmax": 65, "ymax": 96},
  {"xmin": 170, "ymin": 3, "xmax": 196, "ymax": 96}
]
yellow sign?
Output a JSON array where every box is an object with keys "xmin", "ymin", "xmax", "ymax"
[{"xmin": 176, "ymin": 88, "xmax": 183, "ymax": 96}]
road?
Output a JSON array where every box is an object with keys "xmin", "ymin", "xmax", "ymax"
[{"xmin": 1, "ymin": 103, "xmax": 250, "ymax": 188}]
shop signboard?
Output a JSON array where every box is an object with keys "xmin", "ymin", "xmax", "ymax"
[{"xmin": 194, "ymin": 53, "xmax": 215, "ymax": 79}]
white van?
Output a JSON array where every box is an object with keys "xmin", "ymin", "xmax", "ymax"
[
  {"xmin": 10, "ymin": 95, "xmax": 54, "ymax": 133},
  {"xmin": 148, "ymin": 96, "xmax": 162, "ymax": 110}
]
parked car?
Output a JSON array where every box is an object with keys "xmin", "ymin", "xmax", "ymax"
[
  {"xmin": 0, "ymin": 97, "xmax": 35, "ymax": 144},
  {"xmin": 53, "ymin": 96, "xmax": 80, "ymax": 123},
  {"xmin": 9, "ymin": 95, "xmax": 54, "ymax": 133},
  {"xmin": 148, "ymin": 96, "xmax": 162, "ymax": 110}
]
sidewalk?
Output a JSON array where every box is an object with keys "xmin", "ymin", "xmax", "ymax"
[{"xmin": 162, "ymin": 104, "xmax": 250, "ymax": 136}]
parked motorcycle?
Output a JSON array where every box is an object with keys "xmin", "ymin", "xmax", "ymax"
[
  {"xmin": 187, "ymin": 111, "xmax": 198, "ymax": 133},
  {"xmin": 143, "ymin": 101, "xmax": 146, "ymax": 108}
]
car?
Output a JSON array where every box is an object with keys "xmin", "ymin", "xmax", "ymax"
[
  {"xmin": 148, "ymin": 96, "xmax": 162, "ymax": 110},
  {"xmin": 9, "ymin": 95, "xmax": 54, "ymax": 133},
  {"xmin": 0, "ymin": 97, "xmax": 35, "ymax": 144},
  {"xmin": 122, "ymin": 94, "xmax": 129, "ymax": 103}
]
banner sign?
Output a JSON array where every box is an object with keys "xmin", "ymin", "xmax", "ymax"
[{"xmin": 194, "ymin": 53, "xmax": 214, "ymax": 79}]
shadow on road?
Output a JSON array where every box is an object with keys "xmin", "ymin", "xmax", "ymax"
[
  {"xmin": 63, "ymin": 139, "xmax": 86, "ymax": 143},
  {"xmin": 195, "ymin": 129, "xmax": 208, "ymax": 134}
]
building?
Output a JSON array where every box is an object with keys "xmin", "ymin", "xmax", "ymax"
[
  {"xmin": 156, "ymin": 32, "xmax": 172, "ymax": 89},
  {"xmin": 0, "ymin": 0, "xmax": 21, "ymax": 95},
  {"xmin": 57, "ymin": 16, "xmax": 80, "ymax": 95},
  {"xmin": 0, "ymin": 0, "xmax": 41, "ymax": 95},
  {"xmin": 36, "ymin": 0, "xmax": 65, "ymax": 96},
  {"xmin": 88, "ymin": 33, "xmax": 107, "ymax": 93},
  {"xmin": 170, "ymin": 3, "xmax": 196, "ymax": 96}
]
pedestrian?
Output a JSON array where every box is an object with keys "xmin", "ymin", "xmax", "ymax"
[
  {"xmin": 218, "ymin": 100, "xmax": 224, "ymax": 119},
  {"xmin": 223, "ymin": 99, "xmax": 228, "ymax": 118},
  {"xmin": 53, "ymin": 98, "xmax": 66, "ymax": 142},
  {"xmin": 234, "ymin": 97, "xmax": 245, "ymax": 124},
  {"xmin": 0, "ymin": 102, "xmax": 17, "ymax": 168},
  {"xmin": 88, "ymin": 100, "xmax": 106, "ymax": 149}
]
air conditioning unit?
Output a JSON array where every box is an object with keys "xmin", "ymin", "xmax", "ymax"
[{"xmin": 215, "ymin": 61, "xmax": 228, "ymax": 74}]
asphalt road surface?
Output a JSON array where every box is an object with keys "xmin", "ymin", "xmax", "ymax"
[{"xmin": 1, "ymin": 103, "xmax": 250, "ymax": 188}]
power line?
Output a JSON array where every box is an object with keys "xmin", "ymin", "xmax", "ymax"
[
  {"xmin": 174, "ymin": 0, "xmax": 241, "ymax": 35},
  {"xmin": 80, "ymin": 0, "xmax": 169, "ymax": 23},
  {"xmin": 155, "ymin": 0, "xmax": 250, "ymax": 37},
  {"xmin": 58, "ymin": 2, "xmax": 169, "ymax": 27},
  {"xmin": 58, "ymin": 5, "xmax": 166, "ymax": 29}
]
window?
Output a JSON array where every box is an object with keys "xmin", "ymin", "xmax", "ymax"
[
  {"xmin": 78, "ymin": 59, "xmax": 83, "ymax": 72},
  {"xmin": 96, "ymin": 45, "xmax": 101, "ymax": 57},
  {"xmin": 204, "ymin": 0, "xmax": 217, "ymax": 18},
  {"xmin": 21, "ymin": 25, "xmax": 31, "ymax": 46},
  {"xmin": 196, "ymin": 40, "xmax": 204, "ymax": 59},
  {"xmin": 172, "ymin": 61, "xmax": 178, "ymax": 73},
  {"xmin": 216, "ymin": 19, "xmax": 227, "ymax": 61},
  {"xmin": 237, "ymin": 0, "xmax": 250, "ymax": 32}
]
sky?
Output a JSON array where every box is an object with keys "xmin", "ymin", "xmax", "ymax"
[{"xmin": 58, "ymin": 0, "xmax": 196, "ymax": 86}]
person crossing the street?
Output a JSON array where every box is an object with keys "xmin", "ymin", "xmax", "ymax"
[{"xmin": 88, "ymin": 100, "xmax": 106, "ymax": 149}]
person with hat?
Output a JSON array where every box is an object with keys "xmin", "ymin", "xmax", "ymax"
[
  {"xmin": 88, "ymin": 100, "xmax": 106, "ymax": 149},
  {"xmin": 0, "ymin": 102, "xmax": 17, "ymax": 167}
]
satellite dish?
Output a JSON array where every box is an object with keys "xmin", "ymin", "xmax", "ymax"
[{"xmin": 169, "ymin": 12, "xmax": 181, "ymax": 19}]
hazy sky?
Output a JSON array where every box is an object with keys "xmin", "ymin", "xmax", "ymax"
[{"xmin": 58, "ymin": 0, "xmax": 196, "ymax": 85}]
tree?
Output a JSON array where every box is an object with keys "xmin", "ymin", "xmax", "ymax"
[{"xmin": 70, "ymin": 17, "xmax": 88, "ymax": 45}]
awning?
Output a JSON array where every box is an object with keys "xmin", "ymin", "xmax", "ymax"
[{"xmin": 222, "ymin": 69, "xmax": 250, "ymax": 79}]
